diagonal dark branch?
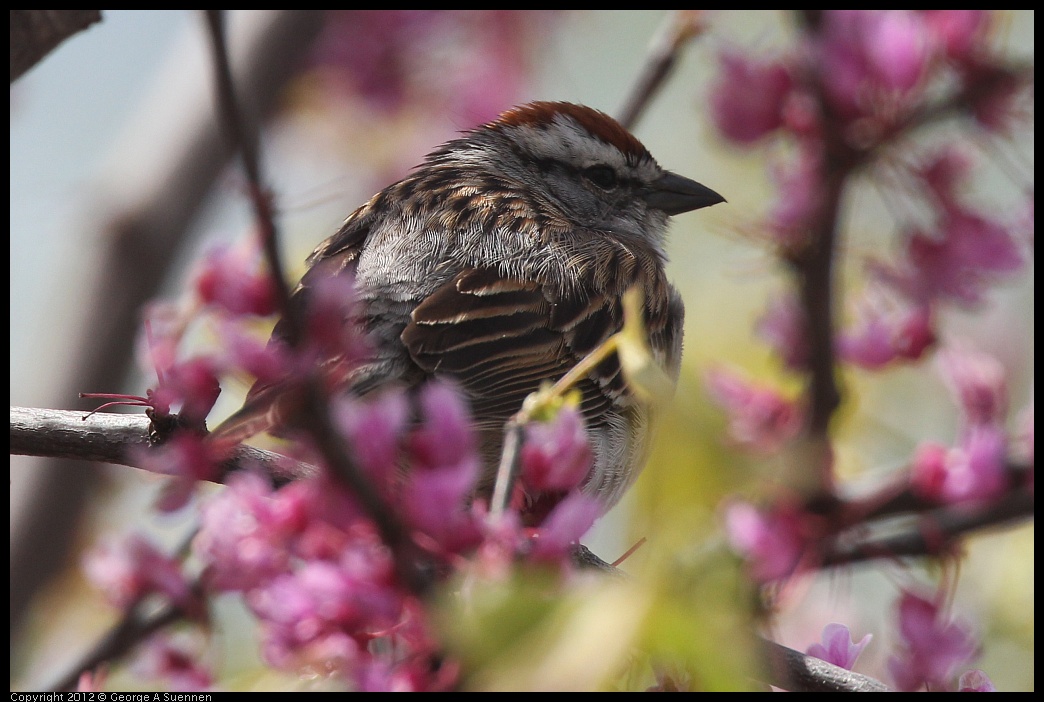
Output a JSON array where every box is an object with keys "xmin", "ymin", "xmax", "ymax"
[
  {"xmin": 616, "ymin": 10, "xmax": 709, "ymax": 131},
  {"xmin": 10, "ymin": 9, "xmax": 102, "ymax": 82},
  {"xmin": 202, "ymin": 10, "xmax": 432, "ymax": 597}
]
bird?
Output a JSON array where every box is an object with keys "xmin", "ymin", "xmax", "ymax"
[{"xmin": 211, "ymin": 101, "xmax": 724, "ymax": 513}]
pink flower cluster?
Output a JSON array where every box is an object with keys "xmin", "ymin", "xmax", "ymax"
[
  {"xmin": 88, "ymin": 382, "xmax": 600, "ymax": 690},
  {"xmin": 708, "ymin": 11, "xmax": 1028, "ymax": 373},
  {"xmin": 910, "ymin": 345, "xmax": 1014, "ymax": 504},
  {"xmin": 309, "ymin": 11, "xmax": 557, "ymax": 126},
  {"xmin": 186, "ymin": 382, "xmax": 600, "ymax": 689},
  {"xmin": 888, "ymin": 590, "xmax": 980, "ymax": 691}
]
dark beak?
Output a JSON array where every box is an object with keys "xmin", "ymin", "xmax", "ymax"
[{"xmin": 646, "ymin": 171, "xmax": 726, "ymax": 216}]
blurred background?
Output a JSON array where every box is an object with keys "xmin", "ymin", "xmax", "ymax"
[{"xmin": 10, "ymin": 10, "xmax": 1033, "ymax": 690}]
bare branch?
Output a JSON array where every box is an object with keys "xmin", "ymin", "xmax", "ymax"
[
  {"xmin": 10, "ymin": 10, "xmax": 101, "ymax": 82},
  {"xmin": 10, "ymin": 405, "xmax": 316, "ymax": 485},
  {"xmin": 616, "ymin": 11, "xmax": 708, "ymax": 131}
]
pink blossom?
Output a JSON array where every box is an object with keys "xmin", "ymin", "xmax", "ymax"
[
  {"xmin": 150, "ymin": 356, "xmax": 221, "ymax": 425},
  {"xmin": 918, "ymin": 146, "xmax": 974, "ymax": 208},
  {"xmin": 335, "ymin": 388, "xmax": 410, "ymax": 486},
  {"xmin": 402, "ymin": 455, "xmax": 482, "ymax": 554},
  {"xmin": 528, "ymin": 492, "xmax": 603, "ymax": 563},
  {"xmin": 888, "ymin": 590, "xmax": 978, "ymax": 691},
  {"xmin": 705, "ymin": 367, "xmax": 803, "ymax": 454},
  {"xmin": 920, "ymin": 11, "xmax": 989, "ymax": 62},
  {"xmin": 837, "ymin": 290, "xmax": 935, "ymax": 370},
  {"xmin": 756, "ymin": 293, "xmax": 809, "ymax": 371},
  {"xmin": 84, "ymin": 534, "xmax": 196, "ymax": 614},
  {"xmin": 806, "ymin": 623, "xmax": 872, "ymax": 670},
  {"xmin": 409, "ymin": 381, "xmax": 476, "ymax": 472},
  {"xmin": 300, "ymin": 264, "xmax": 369, "ymax": 365},
  {"xmin": 910, "ymin": 425, "xmax": 1007, "ymax": 504},
  {"xmin": 310, "ymin": 11, "xmax": 554, "ymax": 122},
  {"xmin": 881, "ymin": 205, "xmax": 1023, "ymax": 307},
  {"xmin": 216, "ymin": 324, "xmax": 292, "ymax": 389},
  {"xmin": 961, "ymin": 58, "xmax": 1025, "ymax": 133},
  {"xmin": 193, "ymin": 243, "xmax": 277, "ymax": 317},
  {"xmin": 709, "ymin": 49, "xmax": 793, "ymax": 145},
  {"xmin": 958, "ymin": 669, "xmax": 997, "ymax": 692},
  {"xmin": 134, "ymin": 432, "xmax": 224, "ymax": 512},
  {"xmin": 723, "ymin": 500, "xmax": 807, "ymax": 582},
  {"xmin": 247, "ymin": 552, "xmax": 403, "ymax": 674},
  {"xmin": 936, "ymin": 345, "xmax": 1008, "ymax": 426},
  {"xmin": 817, "ymin": 11, "xmax": 930, "ymax": 116},
  {"xmin": 285, "ymin": 478, "xmax": 367, "ymax": 560},
  {"xmin": 134, "ymin": 633, "xmax": 213, "ymax": 692},
  {"xmin": 767, "ymin": 147, "xmax": 823, "ymax": 249},
  {"xmin": 520, "ymin": 406, "xmax": 593, "ymax": 493},
  {"xmin": 194, "ymin": 471, "xmax": 292, "ymax": 592},
  {"xmin": 864, "ymin": 11, "xmax": 930, "ymax": 93}
]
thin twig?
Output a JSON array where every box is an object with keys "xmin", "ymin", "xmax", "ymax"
[
  {"xmin": 489, "ymin": 336, "xmax": 620, "ymax": 517},
  {"xmin": 490, "ymin": 419, "xmax": 525, "ymax": 518},
  {"xmin": 202, "ymin": 11, "xmax": 430, "ymax": 596},
  {"xmin": 820, "ymin": 486, "xmax": 1034, "ymax": 567},
  {"xmin": 616, "ymin": 10, "xmax": 708, "ymax": 131},
  {"xmin": 203, "ymin": 10, "xmax": 296, "ymax": 341}
]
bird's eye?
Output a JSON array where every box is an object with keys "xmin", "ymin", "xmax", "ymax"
[{"xmin": 583, "ymin": 165, "xmax": 618, "ymax": 190}]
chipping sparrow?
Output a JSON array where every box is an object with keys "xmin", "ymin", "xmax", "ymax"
[{"xmin": 215, "ymin": 101, "xmax": 724, "ymax": 512}]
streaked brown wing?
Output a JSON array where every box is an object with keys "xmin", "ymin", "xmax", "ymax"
[{"xmin": 401, "ymin": 268, "xmax": 629, "ymax": 433}]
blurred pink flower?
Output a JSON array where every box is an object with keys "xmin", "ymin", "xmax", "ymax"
[
  {"xmin": 528, "ymin": 491, "xmax": 602, "ymax": 563},
  {"xmin": 837, "ymin": 291, "xmax": 935, "ymax": 369},
  {"xmin": 806, "ymin": 622, "xmax": 872, "ymax": 670},
  {"xmin": 134, "ymin": 432, "xmax": 223, "ymax": 512},
  {"xmin": 310, "ymin": 11, "xmax": 555, "ymax": 124},
  {"xmin": 335, "ymin": 388, "xmax": 410, "ymax": 486},
  {"xmin": 910, "ymin": 425, "xmax": 1007, "ymax": 504},
  {"xmin": 194, "ymin": 471, "xmax": 291, "ymax": 592},
  {"xmin": 876, "ymin": 205, "xmax": 1023, "ymax": 308},
  {"xmin": 936, "ymin": 345, "xmax": 1008, "ymax": 426},
  {"xmin": 134, "ymin": 633, "xmax": 213, "ymax": 692},
  {"xmin": 402, "ymin": 455, "xmax": 482, "ymax": 555},
  {"xmin": 149, "ymin": 356, "xmax": 221, "ymax": 425},
  {"xmin": 705, "ymin": 366, "xmax": 803, "ymax": 454},
  {"xmin": 409, "ymin": 380, "xmax": 476, "ymax": 472},
  {"xmin": 724, "ymin": 500, "xmax": 807, "ymax": 582},
  {"xmin": 709, "ymin": 49, "xmax": 793, "ymax": 145},
  {"xmin": 193, "ymin": 242, "xmax": 277, "ymax": 318},
  {"xmin": 756, "ymin": 292, "xmax": 809, "ymax": 371},
  {"xmin": 920, "ymin": 10, "xmax": 989, "ymax": 62},
  {"xmin": 84, "ymin": 534, "xmax": 197, "ymax": 614},
  {"xmin": 766, "ymin": 146, "xmax": 823, "ymax": 249},
  {"xmin": 816, "ymin": 11, "xmax": 930, "ymax": 117},
  {"xmin": 958, "ymin": 669, "xmax": 997, "ymax": 692},
  {"xmin": 888, "ymin": 590, "xmax": 978, "ymax": 691},
  {"xmin": 917, "ymin": 146, "xmax": 975, "ymax": 208},
  {"xmin": 520, "ymin": 405, "xmax": 593, "ymax": 493}
]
